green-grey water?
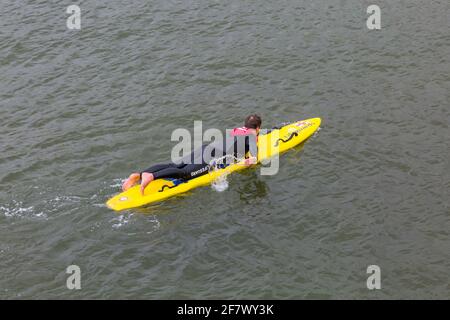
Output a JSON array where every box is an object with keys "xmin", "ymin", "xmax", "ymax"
[{"xmin": 0, "ymin": 0, "xmax": 449, "ymax": 299}]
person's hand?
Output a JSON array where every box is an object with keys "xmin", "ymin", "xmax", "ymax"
[{"xmin": 244, "ymin": 157, "xmax": 257, "ymax": 166}]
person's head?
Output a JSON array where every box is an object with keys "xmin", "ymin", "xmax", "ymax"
[{"xmin": 244, "ymin": 114, "xmax": 262, "ymax": 134}]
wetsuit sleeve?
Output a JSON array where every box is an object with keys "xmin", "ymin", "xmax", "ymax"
[{"xmin": 248, "ymin": 134, "xmax": 258, "ymax": 159}]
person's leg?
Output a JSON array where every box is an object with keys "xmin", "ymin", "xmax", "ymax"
[
  {"xmin": 123, "ymin": 163, "xmax": 179, "ymax": 192},
  {"xmin": 176, "ymin": 145, "xmax": 211, "ymax": 180},
  {"xmin": 180, "ymin": 163, "xmax": 210, "ymax": 180},
  {"xmin": 145, "ymin": 163, "xmax": 208, "ymax": 180},
  {"xmin": 140, "ymin": 163, "xmax": 181, "ymax": 188},
  {"xmin": 140, "ymin": 166, "xmax": 186, "ymax": 195},
  {"xmin": 141, "ymin": 163, "xmax": 178, "ymax": 176},
  {"xmin": 138, "ymin": 144, "xmax": 211, "ymax": 194},
  {"xmin": 139, "ymin": 163, "xmax": 210, "ymax": 195}
]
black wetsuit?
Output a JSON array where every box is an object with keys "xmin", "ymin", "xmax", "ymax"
[
  {"xmin": 141, "ymin": 133, "xmax": 258, "ymax": 181},
  {"xmin": 141, "ymin": 145, "xmax": 217, "ymax": 180}
]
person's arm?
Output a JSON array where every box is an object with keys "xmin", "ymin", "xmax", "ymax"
[{"xmin": 244, "ymin": 134, "xmax": 258, "ymax": 165}]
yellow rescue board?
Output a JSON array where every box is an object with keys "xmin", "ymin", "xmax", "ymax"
[{"xmin": 106, "ymin": 118, "xmax": 321, "ymax": 211}]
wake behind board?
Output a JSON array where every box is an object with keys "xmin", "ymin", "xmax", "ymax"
[{"xmin": 106, "ymin": 117, "xmax": 321, "ymax": 211}]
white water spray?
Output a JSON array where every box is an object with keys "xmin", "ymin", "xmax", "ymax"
[{"xmin": 208, "ymin": 154, "xmax": 242, "ymax": 192}]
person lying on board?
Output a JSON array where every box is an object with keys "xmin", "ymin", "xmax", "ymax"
[{"xmin": 122, "ymin": 114, "xmax": 262, "ymax": 195}]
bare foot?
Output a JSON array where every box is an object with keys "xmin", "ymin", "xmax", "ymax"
[
  {"xmin": 122, "ymin": 173, "xmax": 140, "ymax": 192},
  {"xmin": 140, "ymin": 172, "xmax": 154, "ymax": 195}
]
